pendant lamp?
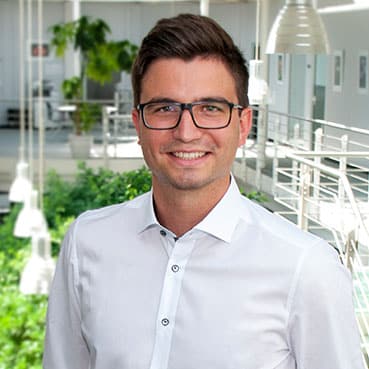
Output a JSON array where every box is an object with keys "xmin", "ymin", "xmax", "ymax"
[
  {"xmin": 9, "ymin": 0, "xmax": 32, "ymax": 203},
  {"xmin": 13, "ymin": 189, "xmax": 47, "ymax": 238},
  {"xmin": 9, "ymin": 160, "xmax": 32, "ymax": 203},
  {"xmin": 266, "ymin": 0, "xmax": 329, "ymax": 54},
  {"xmin": 19, "ymin": 231, "xmax": 55, "ymax": 294}
]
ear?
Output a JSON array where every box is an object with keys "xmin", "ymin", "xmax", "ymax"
[
  {"xmin": 132, "ymin": 108, "xmax": 141, "ymax": 145},
  {"xmin": 238, "ymin": 107, "xmax": 252, "ymax": 147}
]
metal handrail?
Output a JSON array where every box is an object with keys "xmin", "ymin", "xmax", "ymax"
[
  {"xmin": 292, "ymin": 151, "xmax": 369, "ymax": 158},
  {"xmin": 287, "ymin": 152, "xmax": 369, "ymax": 241},
  {"xmin": 251, "ymin": 105, "xmax": 369, "ymax": 137}
]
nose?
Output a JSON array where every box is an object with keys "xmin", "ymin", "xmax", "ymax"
[{"xmin": 172, "ymin": 108, "xmax": 202, "ymax": 142}]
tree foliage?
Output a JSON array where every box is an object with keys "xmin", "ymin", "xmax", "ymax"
[{"xmin": 49, "ymin": 16, "xmax": 138, "ymax": 134}]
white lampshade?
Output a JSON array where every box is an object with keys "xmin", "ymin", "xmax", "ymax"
[
  {"xmin": 248, "ymin": 60, "xmax": 269, "ymax": 105},
  {"xmin": 9, "ymin": 161, "xmax": 32, "ymax": 203},
  {"xmin": 266, "ymin": 0, "xmax": 330, "ymax": 54},
  {"xmin": 20, "ymin": 231, "xmax": 55, "ymax": 294},
  {"xmin": 14, "ymin": 189, "xmax": 47, "ymax": 238}
]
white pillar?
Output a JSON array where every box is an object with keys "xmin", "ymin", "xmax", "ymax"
[
  {"xmin": 255, "ymin": 0, "xmax": 270, "ymax": 188},
  {"xmin": 64, "ymin": 0, "xmax": 80, "ymax": 79},
  {"xmin": 200, "ymin": 0, "xmax": 209, "ymax": 16},
  {"xmin": 302, "ymin": 55, "xmax": 315, "ymax": 149}
]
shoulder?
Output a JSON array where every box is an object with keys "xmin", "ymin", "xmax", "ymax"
[
  {"xmin": 62, "ymin": 191, "xmax": 151, "ymax": 246},
  {"xmin": 237, "ymin": 195, "xmax": 344, "ymax": 285},
  {"xmin": 239, "ymin": 195, "xmax": 325, "ymax": 252},
  {"xmin": 75, "ymin": 191, "xmax": 150, "ymax": 226},
  {"xmin": 59, "ymin": 191, "xmax": 152, "ymax": 259}
]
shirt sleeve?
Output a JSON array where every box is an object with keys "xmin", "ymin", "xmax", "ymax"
[
  {"xmin": 43, "ymin": 220, "xmax": 90, "ymax": 369},
  {"xmin": 287, "ymin": 240, "xmax": 365, "ymax": 369}
]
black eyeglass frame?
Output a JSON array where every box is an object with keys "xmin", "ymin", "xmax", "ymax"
[{"xmin": 136, "ymin": 100, "xmax": 244, "ymax": 130}]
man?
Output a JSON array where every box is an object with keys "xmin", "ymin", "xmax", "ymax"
[{"xmin": 43, "ymin": 14, "xmax": 364, "ymax": 369}]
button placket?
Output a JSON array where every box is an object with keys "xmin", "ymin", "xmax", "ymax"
[{"xmin": 149, "ymin": 237, "xmax": 197, "ymax": 369}]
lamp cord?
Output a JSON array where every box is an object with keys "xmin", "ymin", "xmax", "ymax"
[
  {"xmin": 255, "ymin": 0, "xmax": 260, "ymax": 60},
  {"xmin": 37, "ymin": 0, "xmax": 44, "ymax": 211},
  {"xmin": 27, "ymin": 0, "xmax": 33, "ymax": 185}
]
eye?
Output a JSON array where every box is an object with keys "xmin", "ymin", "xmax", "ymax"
[
  {"xmin": 199, "ymin": 102, "xmax": 226, "ymax": 114},
  {"xmin": 151, "ymin": 103, "xmax": 179, "ymax": 114},
  {"xmin": 203, "ymin": 105, "xmax": 220, "ymax": 112},
  {"xmin": 160, "ymin": 105, "xmax": 177, "ymax": 112}
]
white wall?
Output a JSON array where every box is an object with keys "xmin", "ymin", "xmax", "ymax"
[
  {"xmin": 81, "ymin": 2, "xmax": 256, "ymax": 60},
  {"xmin": 322, "ymin": 9, "xmax": 369, "ymax": 133}
]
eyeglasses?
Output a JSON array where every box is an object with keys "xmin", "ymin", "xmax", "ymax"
[{"xmin": 136, "ymin": 100, "xmax": 243, "ymax": 130}]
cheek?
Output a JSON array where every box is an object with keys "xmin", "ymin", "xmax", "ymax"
[{"xmin": 139, "ymin": 132, "xmax": 165, "ymax": 156}]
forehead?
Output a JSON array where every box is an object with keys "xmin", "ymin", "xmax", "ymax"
[{"xmin": 140, "ymin": 57, "xmax": 237, "ymax": 102}]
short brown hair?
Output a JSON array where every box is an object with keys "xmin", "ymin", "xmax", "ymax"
[{"xmin": 131, "ymin": 13, "xmax": 249, "ymax": 107}]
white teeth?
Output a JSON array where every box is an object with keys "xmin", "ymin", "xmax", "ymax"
[{"xmin": 173, "ymin": 152, "xmax": 206, "ymax": 160}]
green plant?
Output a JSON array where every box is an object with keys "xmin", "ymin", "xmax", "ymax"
[
  {"xmin": 77, "ymin": 102, "xmax": 101, "ymax": 133},
  {"xmin": 0, "ymin": 207, "xmax": 46, "ymax": 369},
  {"xmin": 0, "ymin": 165, "xmax": 152, "ymax": 368},
  {"xmin": 60, "ymin": 76, "xmax": 101, "ymax": 133},
  {"xmin": 50, "ymin": 16, "xmax": 138, "ymax": 135},
  {"xmin": 61, "ymin": 76, "xmax": 82, "ymax": 100},
  {"xmin": 241, "ymin": 189, "xmax": 268, "ymax": 203},
  {"xmin": 0, "ymin": 206, "xmax": 28, "ymax": 287},
  {"xmin": 43, "ymin": 163, "xmax": 152, "ymax": 235},
  {"xmin": 0, "ymin": 287, "xmax": 47, "ymax": 369}
]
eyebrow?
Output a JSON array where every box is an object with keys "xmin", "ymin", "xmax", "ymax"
[{"xmin": 142, "ymin": 96, "xmax": 230, "ymax": 104}]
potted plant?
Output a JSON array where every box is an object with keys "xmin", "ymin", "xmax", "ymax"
[{"xmin": 50, "ymin": 16, "xmax": 137, "ymax": 158}]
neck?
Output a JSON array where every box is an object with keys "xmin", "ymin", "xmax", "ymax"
[{"xmin": 152, "ymin": 176, "xmax": 231, "ymax": 237}]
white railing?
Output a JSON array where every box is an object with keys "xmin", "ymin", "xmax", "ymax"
[
  {"xmin": 239, "ymin": 107, "xmax": 369, "ymax": 366},
  {"xmin": 276, "ymin": 152, "xmax": 369, "ymax": 364}
]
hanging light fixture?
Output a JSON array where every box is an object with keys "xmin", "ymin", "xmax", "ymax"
[
  {"xmin": 9, "ymin": 160, "xmax": 32, "ymax": 202},
  {"xmin": 14, "ymin": 189, "xmax": 47, "ymax": 238},
  {"xmin": 19, "ymin": 230, "xmax": 55, "ymax": 294},
  {"xmin": 248, "ymin": 0, "xmax": 268, "ymax": 105},
  {"xmin": 27, "ymin": 0, "xmax": 34, "ymax": 191},
  {"xmin": 266, "ymin": 0, "xmax": 330, "ymax": 54},
  {"xmin": 9, "ymin": 0, "xmax": 32, "ymax": 203},
  {"xmin": 14, "ymin": 0, "xmax": 48, "ymax": 240}
]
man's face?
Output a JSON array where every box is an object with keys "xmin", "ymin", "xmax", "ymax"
[{"xmin": 132, "ymin": 56, "xmax": 251, "ymax": 193}]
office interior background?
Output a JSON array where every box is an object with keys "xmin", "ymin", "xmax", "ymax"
[
  {"xmin": 0, "ymin": 0, "xmax": 368, "ymax": 138},
  {"xmin": 1, "ymin": 0, "xmax": 369, "ymax": 366}
]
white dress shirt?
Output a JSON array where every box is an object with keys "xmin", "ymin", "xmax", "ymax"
[{"xmin": 43, "ymin": 177, "xmax": 364, "ymax": 369}]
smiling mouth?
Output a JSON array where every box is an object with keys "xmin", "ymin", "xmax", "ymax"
[{"xmin": 172, "ymin": 151, "xmax": 207, "ymax": 160}]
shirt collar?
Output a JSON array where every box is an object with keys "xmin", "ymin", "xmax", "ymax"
[
  {"xmin": 138, "ymin": 188, "xmax": 160, "ymax": 232},
  {"xmin": 136, "ymin": 175, "xmax": 250, "ymax": 243},
  {"xmin": 194, "ymin": 175, "xmax": 248, "ymax": 243}
]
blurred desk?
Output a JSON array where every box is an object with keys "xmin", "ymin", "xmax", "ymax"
[
  {"xmin": 58, "ymin": 105, "xmax": 76, "ymax": 113},
  {"xmin": 57, "ymin": 105, "xmax": 75, "ymax": 128}
]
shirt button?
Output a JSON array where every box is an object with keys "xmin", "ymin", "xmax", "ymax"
[
  {"xmin": 160, "ymin": 230, "xmax": 167, "ymax": 237},
  {"xmin": 161, "ymin": 318, "xmax": 169, "ymax": 326},
  {"xmin": 171, "ymin": 264, "xmax": 180, "ymax": 273}
]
